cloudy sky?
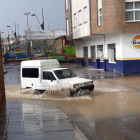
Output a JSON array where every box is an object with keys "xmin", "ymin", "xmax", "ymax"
[{"xmin": 0, "ymin": 0, "xmax": 65, "ymax": 36}]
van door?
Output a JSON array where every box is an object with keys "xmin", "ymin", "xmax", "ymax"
[{"xmin": 42, "ymin": 71, "xmax": 57, "ymax": 89}]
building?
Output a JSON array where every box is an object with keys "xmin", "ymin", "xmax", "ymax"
[
  {"xmin": 65, "ymin": 0, "xmax": 75, "ymax": 47},
  {"xmin": 65, "ymin": 0, "xmax": 140, "ymax": 74}
]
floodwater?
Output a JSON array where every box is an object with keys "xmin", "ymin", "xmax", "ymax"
[{"xmin": 4, "ymin": 62, "xmax": 140, "ymax": 140}]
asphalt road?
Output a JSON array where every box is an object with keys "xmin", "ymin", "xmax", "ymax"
[{"xmin": 4, "ymin": 62, "xmax": 140, "ymax": 140}]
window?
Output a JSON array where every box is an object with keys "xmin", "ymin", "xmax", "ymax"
[
  {"xmin": 125, "ymin": 2, "xmax": 140, "ymax": 21},
  {"xmin": 83, "ymin": 7, "xmax": 88, "ymax": 23},
  {"xmin": 98, "ymin": 8, "xmax": 103, "ymax": 26},
  {"xmin": 66, "ymin": 0, "xmax": 68, "ymax": 10},
  {"xmin": 108, "ymin": 44, "xmax": 116, "ymax": 63},
  {"xmin": 22, "ymin": 68, "xmax": 39, "ymax": 78},
  {"xmin": 54, "ymin": 69, "xmax": 77, "ymax": 80},
  {"xmin": 91, "ymin": 46, "xmax": 96, "ymax": 62},
  {"xmin": 98, "ymin": 0, "xmax": 103, "ymax": 26},
  {"xmin": 66, "ymin": 19, "xmax": 69, "ymax": 36},
  {"xmin": 97, "ymin": 45, "xmax": 104, "ymax": 62},
  {"xmin": 78, "ymin": 10, "xmax": 82, "ymax": 25},
  {"xmin": 74, "ymin": 13, "xmax": 77, "ymax": 27},
  {"xmin": 43, "ymin": 72, "xmax": 56, "ymax": 80}
]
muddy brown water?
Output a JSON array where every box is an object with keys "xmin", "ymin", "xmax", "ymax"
[
  {"xmin": 4, "ymin": 62, "xmax": 140, "ymax": 140},
  {"xmin": 5, "ymin": 76, "xmax": 140, "ymax": 140}
]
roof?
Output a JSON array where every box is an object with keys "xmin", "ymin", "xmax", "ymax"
[
  {"xmin": 21, "ymin": 59, "xmax": 60, "ymax": 67},
  {"xmin": 43, "ymin": 68, "xmax": 69, "ymax": 71}
]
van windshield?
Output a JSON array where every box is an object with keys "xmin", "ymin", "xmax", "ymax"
[{"xmin": 54, "ymin": 69, "xmax": 77, "ymax": 79}]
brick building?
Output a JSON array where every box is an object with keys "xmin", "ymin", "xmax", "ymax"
[
  {"xmin": 0, "ymin": 33, "xmax": 6, "ymax": 111},
  {"xmin": 65, "ymin": 0, "xmax": 140, "ymax": 74}
]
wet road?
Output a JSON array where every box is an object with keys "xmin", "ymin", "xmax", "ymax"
[{"xmin": 4, "ymin": 62, "xmax": 140, "ymax": 140}]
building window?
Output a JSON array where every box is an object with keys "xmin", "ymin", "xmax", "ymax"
[
  {"xmin": 66, "ymin": 0, "xmax": 68, "ymax": 10},
  {"xmin": 74, "ymin": 13, "xmax": 77, "ymax": 27},
  {"xmin": 66, "ymin": 19, "xmax": 69, "ymax": 36},
  {"xmin": 83, "ymin": 6, "xmax": 88, "ymax": 23},
  {"xmin": 78, "ymin": 10, "xmax": 82, "ymax": 25},
  {"xmin": 91, "ymin": 46, "xmax": 96, "ymax": 62},
  {"xmin": 125, "ymin": 2, "xmax": 140, "ymax": 21},
  {"xmin": 108, "ymin": 44, "xmax": 116, "ymax": 63},
  {"xmin": 98, "ymin": 0, "xmax": 103, "ymax": 26},
  {"xmin": 97, "ymin": 45, "xmax": 104, "ymax": 62},
  {"xmin": 98, "ymin": 8, "xmax": 103, "ymax": 26}
]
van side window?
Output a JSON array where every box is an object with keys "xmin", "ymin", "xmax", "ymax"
[
  {"xmin": 43, "ymin": 72, "xmax": 56, "ymax": 80},
  {"xmin": 22, "ymin": 68, "xmax": 39, "ymax": 78}
]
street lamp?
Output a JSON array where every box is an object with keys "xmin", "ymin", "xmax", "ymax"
[
  {"xmin": 2, "ymin": 32, "xmax": 10, "ymax": 51},
  {"xmin": 24, "ymin": 12, "xmax": 30, "ymax": 28},
  {"xmin": 7, "ymin": 24, "xmax": 17, "ymax": 41},
  {"xmin": 7, "ymin": 26, "xmax": 14, "ymax": 38},
  {"xmin": 17, "ymin": 24, "xmax": 19, "ymax": 39},
  {"xmin": 2, "ymin": 32, "xmax": 7, "ymax": 39},
  {"xmin": 31, "ymin": 9, "xmax": 44, "ymax": 30}
]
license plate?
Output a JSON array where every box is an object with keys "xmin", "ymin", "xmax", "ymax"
[
  {"xmin": 84, "ymin": 82, "xmax": 90, "ymax": 86},
  {"xmin": 81, "ymin": 89, "xmax": 89, "ymax": 94}
]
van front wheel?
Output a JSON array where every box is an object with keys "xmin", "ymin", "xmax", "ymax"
[
  {"xmin": 35, "ymin": 89, "xmax": 46, "ymax": 94},
  {"xmin": 70, "ymin": 90, "xmax": 76, "ymax": 97}
]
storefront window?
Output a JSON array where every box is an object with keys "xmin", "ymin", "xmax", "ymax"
[
  {"xmin": 97, "ymin": 45, "xmax": 104, "ymax": 62},
  {"xmin": 91, "ymin": 46, "xmax": 96, "ymax": 62},
  {"xmin": 108, "ymin": 44, "xmax": 116, "ymax": 63}
]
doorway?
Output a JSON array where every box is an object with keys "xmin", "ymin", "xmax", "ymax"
[{"xmin": 84, "ymin": 47, "xmax": 88, "ymax": 66}]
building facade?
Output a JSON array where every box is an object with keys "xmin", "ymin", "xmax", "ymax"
[
  {"xmin": 65, "ymin": 0, "xmax": 140, "ymax": 74},
  {"xmin": 65, "ymin": 0, "xmax": 73, "ymax": 42}
]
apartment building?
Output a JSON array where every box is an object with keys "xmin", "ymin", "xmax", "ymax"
[
  {"xmin": 65, "ymin": 0, "xmax": 73, "ymax": 43},
  {"xmin": 65, "ymin": 0, "xmax": 140, "ymax": 74}
]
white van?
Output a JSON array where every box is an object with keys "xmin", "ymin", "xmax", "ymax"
[{"xmin": 21, "ymin": 60, "xmax": 94, "ymax": 96}]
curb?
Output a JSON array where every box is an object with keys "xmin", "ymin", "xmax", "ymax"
[{"xmin": 74, "ymin": 125, "xmax": 89, "ymax": 140}]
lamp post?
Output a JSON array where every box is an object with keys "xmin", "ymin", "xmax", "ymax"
[
  {"xmin": 7, "ymin": 29, "xmax": 11, "ymax": 51},
  {"xmin": 17, "ymin": 24, "xmax": 19, "ymax": 39},
  {"xmin": 31, "ymin": 9, "xmax": 44, "ymax": 30},
  {"xmin": 7, "ymin": 26, "xmax": 14, "ymax": 40},
  {"xmin": 7, "ymin": 24, "xmax": 17, "ymax": 41},
  {"xmin": 2, "ymin": 32, "xmax": 10, "ymax": 52},
  {"xmin": 24, "ymin": 12, "xmax": 30, "ymax": 28},
  {"xmin": 24, "ymin": 12, "xmax": 31, "ymax": 58}
]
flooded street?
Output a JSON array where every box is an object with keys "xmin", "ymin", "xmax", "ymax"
[{"xmin": 4, "ymin": 62, "xmax": 140, "ymax": 140}]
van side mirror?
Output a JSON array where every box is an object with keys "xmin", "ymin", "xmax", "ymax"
[{"xmin": 51, "ymin": 77, "xmax": 53, "ymax": 82}]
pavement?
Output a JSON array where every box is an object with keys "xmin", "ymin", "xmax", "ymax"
[{"xmin": 0, "ymin": 99, "xmax": 86, "ymax": 140}]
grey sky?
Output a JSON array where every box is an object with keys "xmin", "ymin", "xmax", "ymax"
[{"xmin": 0, "ymin": 0, "xmax": 65, "ymax": 37}]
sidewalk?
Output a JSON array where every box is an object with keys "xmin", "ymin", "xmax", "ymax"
[{"xmin": 0, "ymin": 99, "xmax": 85, "ymax": 140}]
